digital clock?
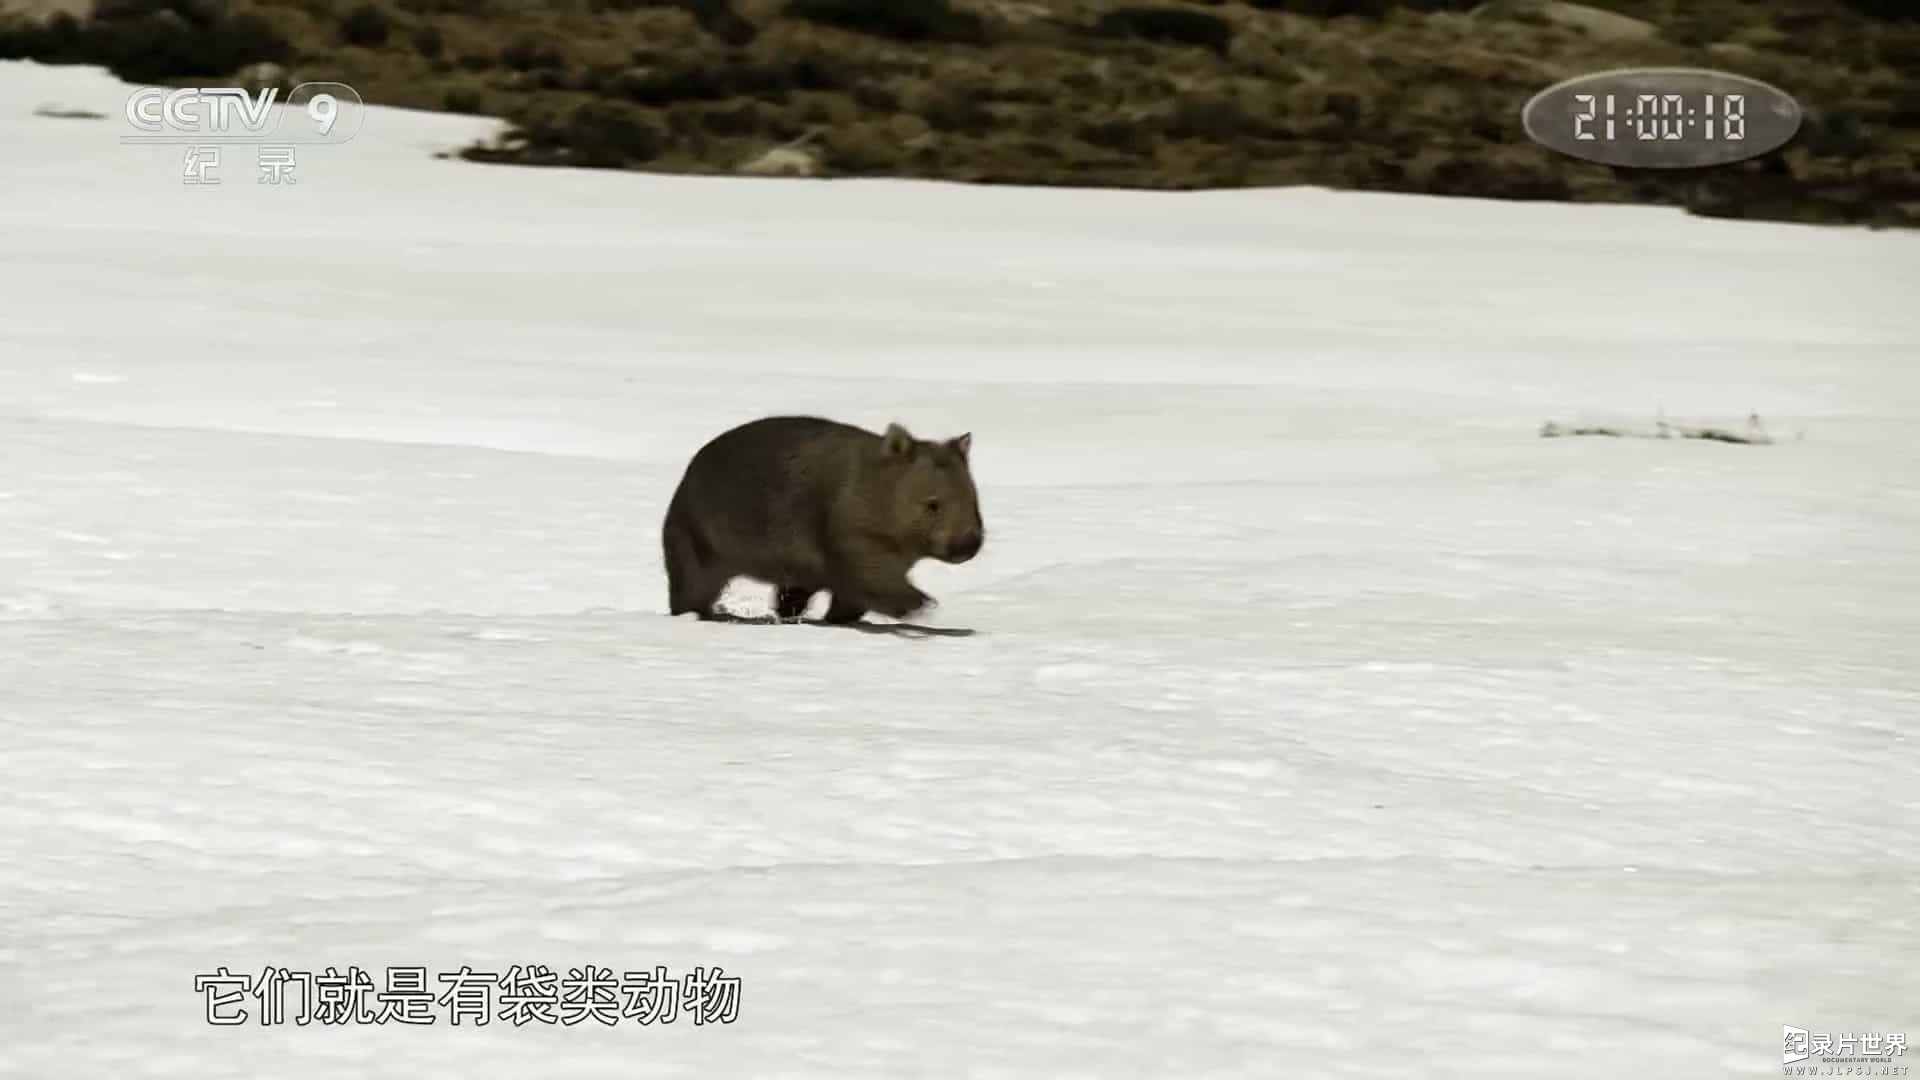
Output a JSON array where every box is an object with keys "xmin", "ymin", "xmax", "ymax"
[
  {"xmin": 1579, "ymin": 92, "xmax": 1749, "ymax": 142},
  {"xmin": 1522, "ymin": 67, "xmax": 1802, "ymax": 169}
]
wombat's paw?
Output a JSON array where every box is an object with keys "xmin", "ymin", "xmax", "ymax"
[
  {"xmin": 890, "ymin": 589, "xmax": 937, "ymax": 620},
  {"xmin": 821, "ymin": 598, "xmax": 866, "ymax": 625}
]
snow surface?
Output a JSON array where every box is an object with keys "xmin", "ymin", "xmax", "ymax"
[{"xmin": 2, "ymin": 59, "xmax": 1917, "ymax": 1078}]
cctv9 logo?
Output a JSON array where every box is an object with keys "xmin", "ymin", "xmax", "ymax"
[
  {"xmin": 122, "ymin": 81, "xmax": 365, "ymax": 144},
  {"xmin": 286, "ymin": 83, "xmax": 364, "ymax": 143}
]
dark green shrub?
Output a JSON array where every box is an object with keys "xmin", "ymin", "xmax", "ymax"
[
  {"xmin": 522, "ymin": 99, "xmax": 668, "ymax": 166},
  {"xmin": 0, "ymin": 13, "xmax": 84, "ymax": 61},
  {"xmin": 1093, "ymin": 7, "xmax": 1233, "ymax": 56},
  {"xmin": 1664, "ymin": 11, "xmax": 1736, "ymax": 48},
  {"xmin": 95, "ymin": 0, "xmax": 225, "ymax": 23},
  {"xmin": 1887, "ymin": 87, "xmax": 1920, "ymax": 129},
  {"xmin": 574, "ymin": 100, "xmax": 667, "ymax": 165},
  {"xmin": 1162, "ymin": 95, "xmax": 1271, "ymax": 140},
  {"xmin": 852, "ymin": 82, "xmax": 900, "ymax": 110},
  {"xmin": 98, "ymin": 10, "xmax": 289, "ymax": 82},
  {"xmin": 696, "ymin": 102, "xmax": 768, "ymax": 134},
  {"xmin": 1245, "ymin": 0, "xmax": 1472, "ymax": 13},
  {"xmin": 443, "ymin": 86, "xmax": 485, "ymax": 113},
  {"xmin": 500, "ymin": 34, "xmax": 566, "ymax": 71},
  {"xmin": 923, "ymin": 88, "xmax": 993, "ymax": 133},
  {"xmin": 398, "ymin": 0, "xmax": 487, "ymax": 11},
  {"xmin": 682, "ymin": 0, "xmax": 757, "ymax": 43},
  {"xmin": 1079, "ymin": 118, "xmax": 1153, "ymax": 153},
  {"xmin": 610, "ymin": 54, "xmax": 845, "ymax": 106},
  {"xmin": 341, "ymin": 5, "xmax": 391, "ymax": 47},
  {"xmin": 611, "ymin": 63, "xmax": 726, "ymax": 104},
  {"xmin": 586, "ymin": 0, "xmax": 755, "ymax": 41},
  {"xmin": 1839, "ymin": 0, "xmax": 1920, "ymax": 19},
  {"xmin": 1795, "ymin": 109, "xmax": 1876, "ymax": 157},
  {"xmin": 786, "ymin": 0, "xmax": 988, "ymax": 44},
  {"xmin": 1, "ymin": 1, "xmax": 287, "ymax": 82},
  {"xmin": 823, "ymin": 123, "xmax": 897, "ymax": 171}
]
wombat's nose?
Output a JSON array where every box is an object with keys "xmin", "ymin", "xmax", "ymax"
[{"xmin": 949, "ymin": 530, "xmax": 983, "ymax": 562}]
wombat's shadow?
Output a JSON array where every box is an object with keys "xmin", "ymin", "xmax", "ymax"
[{"xmin": 696, "ymin": 611, "xmax": 976, "ymax": 638}]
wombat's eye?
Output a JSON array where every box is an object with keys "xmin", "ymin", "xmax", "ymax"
[{"xmin": 924, "ymin": 497, "xmax": 941, "ymax": 514}]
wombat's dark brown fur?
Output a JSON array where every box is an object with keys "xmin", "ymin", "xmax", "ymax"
[{"xmin": 662, "ymin": 416, "xmax": 986, "ymax": 623}]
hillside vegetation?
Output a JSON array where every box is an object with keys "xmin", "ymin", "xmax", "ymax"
[{"xmin": 4, "ymin": 0, "xmax": 1916, "ymax": 226}]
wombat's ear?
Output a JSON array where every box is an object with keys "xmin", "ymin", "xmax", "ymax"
[
  {"xmin": 949, "ymin": 432, "xmax": 972, "ymax": 460},
  {"xmin": 882, "ymin": 422, "xmax": 916, "ymax": 458}
]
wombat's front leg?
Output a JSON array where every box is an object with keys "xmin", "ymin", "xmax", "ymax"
[
  {"xmin": 827, "ymin": 546, "xmax": 930, "ymax": 621},
  {"xmin": 821, "ymin": 596, "xmax": 866, "ymax": 625},
  {"xmin": 858, "ymin": 578, "xmax": 932, "ymax": 620}
]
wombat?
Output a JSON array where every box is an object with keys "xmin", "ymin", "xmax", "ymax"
[{"xmin": 661, "ymin": 416, "xmax": 986, "ymax": 623}]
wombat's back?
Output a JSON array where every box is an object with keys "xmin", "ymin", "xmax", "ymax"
[
  {"xmin": 665, "ymin": 415, "xmax": 877, "ymax": 572},
  {"xmin": 686, "ymin": 416, "xmax": 877, "ymax": 473},
  {"xmin": 678, "ymin": 416, "xmax": 876, "ymax": 505}
]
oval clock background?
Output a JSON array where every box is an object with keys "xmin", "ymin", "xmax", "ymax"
[{"xmin": 1522, "ymin": 67, "xmax": 1803, "ymax": 169}]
